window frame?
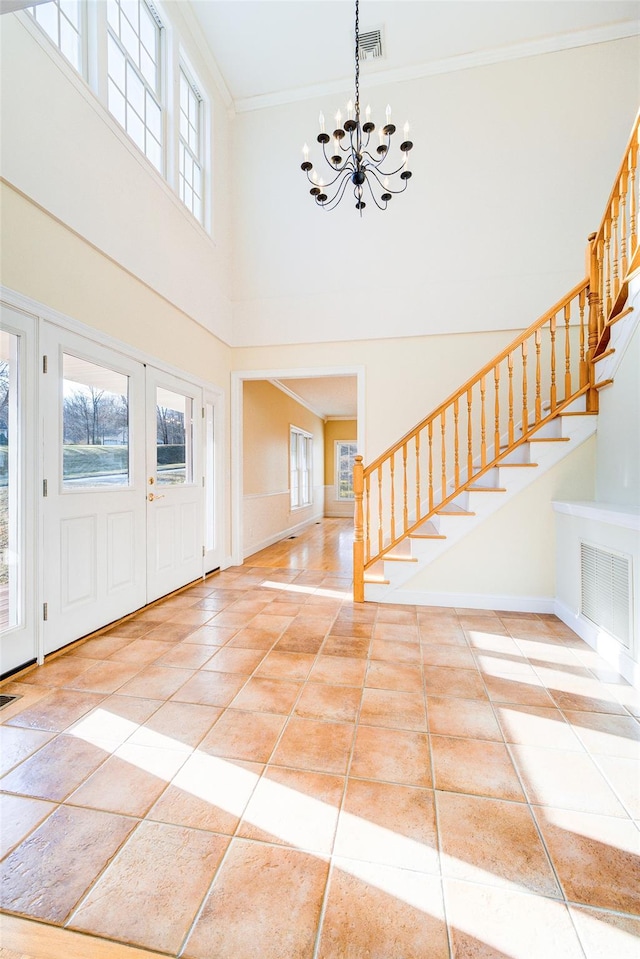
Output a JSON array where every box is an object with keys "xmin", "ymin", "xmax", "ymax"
[
  {"xmin": 178, "ymin": 64, "xmax": 204, "ymax": 224},
  {"xmin": 26, "ymin": 0, "xmax": 85, "ymax": 75},
  {"xmin": 290, "ymin": 425, "xmax": 313, "ymax": 510},
  {"xmin": 335, "ymin": 440, "xmax": 357, "ymax": 501},
  {"xmin": 106, "ymin": 0, "xmax": 164, "ymax": 175}
]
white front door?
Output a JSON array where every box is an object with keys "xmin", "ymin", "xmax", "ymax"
[
  {"xmin": 42, "ymin": 325, "xmax": 147, "ymax": 655},
  {"xmin": 146, "ymin": 366, "xmax": 203, "ymax": 602},
  {"xmin": 0, "ymin": 306, "xmax": 38, "ymax": 676}
]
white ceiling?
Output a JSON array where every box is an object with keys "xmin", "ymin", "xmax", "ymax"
[
  {"xmin": 273, "ymin": 375, "xmax": 358, "ymax": 417},
  {"xmin": 189, "ymin": 1, "xmax": 640, "ymax": 111}
]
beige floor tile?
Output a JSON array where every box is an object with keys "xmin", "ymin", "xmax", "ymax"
[
  {"xmin": 116, "ymin": 665, "xmax": 194, "ymax": 701},
  {"xmin": 71, "ymin": 634, "xmax": 134, "ymax": 659},
  {"xmin": 317, "ymin": 860, "xmax": 449, "ymax": 959},
  {"xmin": 253, "ymin": 650, "xmax": 317, "ymax": 680},
  {"xmin": 143, "ymin": 622, "xmax": 203, "ymax": 643},
  {"xmin": 63, "ymin": 660, "xmax": 145, "ymax": 694},
  {"xmin": 0, "ymin": 726, "xmax": 55, "ymax": 776},
  {"xmin": 308, "ymin": 655, "xmax": 368, "ymax": 686},
  {"xmin": 70, "ymin": 821, "xmax": 229, "ymax": 954},
  {"xmin": 66, "ymin": 750, "xmax": 178, "ymax": 817},
  {"xmin": 0, "ymin": 793, "xmax": 56, "ymax": 858},
  {"xmin": 147, "ymin": 754, "xmax": 262, "ymax": 834},
  {"xmin": 166, "ymin": 609, "xmax": 214, "ymax": 627},
  {"xmin": 238, "ymin": 766, "xmax": 343, "ymax": 853},
  {"xmin": 335, "ymin": 779, "xmax": 439, "ymax": 874},
  {"xmin": 100, "ymin": 620, "xmax": 157, "ymax": 638},
  {"xmin": 570, "ymin": 904, "xmax": 640, "ymax": 959},
  {"xmin": 350, "ymin": 724, "xmax": 431, "ymax": 787},
  {"xmin": 370, "ymin": 639, "xmax": 421, "ymax": 665},
  {"xmin": 294, "ymin": 683, "xmax": 361, "ymax": 723},
  {"xmin": 436, "ymin": 791, "xmax": 560, "ymax": 896},
  {"xmin": 0, "ymin": 734, "xmax": 108, "ymax": 802},
  {"xmin": 562, "ymin": 710, "xmax": 640, "ymax": 759},
  {"xmin": 443, "ymin": 878, "xmax": 584, "ymax": 959},
  {"xmin": 427, "ymin": 696, "xmax": 502, "ymax": 741},
  {"xmin": 365, "ymin": 661, "xmax": 423, "ymax": 693},
  {"xmin": 229, "ymin": 677, "xmax": 302, "ymax": 714},
  {"xmin": 198, "ymin": 708, "xmax": 286, "ymax": 763},
  {"xmin": 183, "ymin": 838, "xmax": 329, "ymax": 959},
  {"xmin": 359, "ymin": 688, "xmax": 427, "ymax": 732},
  {"xmin": 591, "ymin": 754, "xmax": 640, "ymax": 817},
  {"xmin": 127, "ymin": 700, "xmax": 220, "ymax": 750},
  {"xmin": 66, "ymin": 694, "xmax": 162, "ymax": 750},
  {"xmin": 107, "ymin": 638, "xmax": 176, "ymax": 665},
  {"xmin": 533, "ymin": 805, "xmax": 640, "ymax": 914},
  {"xmin": 4, "ymin": 689, "xmax": 106, "ymax": 734},
  {"xmin": 423, "ymin": 665, "xmax": 488, "ymax": 701},
  {"xmin": 483, "ymin": 673, "xmax": 557, "ymax": 707},
  {"xmin": 495, "ymin": 703, "xmax": 584, "ymax": 750},
  {"xmin": 224, "ymin": 626, "xmax": 280, "ymax": 650},
  {"xmin": 170, "ymin": 670, "xmax": 247, "ymax": 707},
  {"xmin": 183, "ymin": 624, "xmax": 239, "ymax": 646},
  {"xmin": 271, "ymin": 717, "xmax": 355, "ymax": 775},
  {"xmin": 0, "ymin": 805, "xmax": 136, "ymax": 923},
  {"xmin": 372, "ymin": 622, "xmax": 419, "ymax": 643},
  {"xmin": 376, "ymin": 608, "xmax": 418, "ymax": 626},
  {"xmin": 154, "ymin": 644, "xmax": 218, "ymax": 670},
  {"xmin": 16, "ymin": 658, "xmax": 100, "ymax": 688},
  {"xmin": 510, "ymin": 744, "xmax": 628, "ymax": 816},
  {"xmin": 421, "ymin": 644, "xmax": 477, "ymax": 669},
  {"xmin": 329, "ymin": 620, "xmax": 374, "ymax": 639},
  {"xmin": 431, "ymin": 735, "xmax": 525, "ymax": 802},
  {"xmin": 203, "ymin": 647, "xmax": 267, "ymax": 674}
]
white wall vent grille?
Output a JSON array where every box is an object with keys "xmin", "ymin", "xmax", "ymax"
[
  {"xmin": 358, "ymin": 28, "xmax": 383, "ymax": 60},
  {"xmin": 580, "ymin": 542, "xmax": 632, "ymax": 649}
]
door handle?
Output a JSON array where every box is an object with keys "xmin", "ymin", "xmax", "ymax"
[{"xmin": 148, "ymin": 493, "xmax": 166, "ymax": 502}]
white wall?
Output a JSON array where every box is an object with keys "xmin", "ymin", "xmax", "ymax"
[
  {"xmin": 595, "ymin": 309, "xmax": 640, "ymax": 509},
  {"xmin": 231, "ymin": 37, "xmax": 640, "ymax": 347}
]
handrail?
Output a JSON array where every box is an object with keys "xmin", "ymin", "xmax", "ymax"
[
  {"xmin": 353, "ymin": 111, "xmax": 640, "ymax": 603},
  {"xmin": 363, "ymin": 277, "xmax": 590, "ymax": 477}
]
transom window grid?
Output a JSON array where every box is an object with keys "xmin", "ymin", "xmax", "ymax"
[
  {"xmin": 107, "ymin": 0, "xmax": 163, "ymax": 173},
  {"xmin": 290, "ymin": 427, "xmax": 313, "ymax": 510},
  {"xmin": 27, "ymin": 0, "xmax": 83, "ymax": 74},
  {"xmin": 179, "ymin": 68, "xmax": 203, "ymax": 222},
  {"xmin": 336, "ymin": 441, "xmax": 357, "ymax": 500}
]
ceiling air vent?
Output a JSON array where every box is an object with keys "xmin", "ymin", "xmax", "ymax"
[
  {"xmin": 358, "ymin": 28, "xmax": 383, "ymax": 61},
  {"xmin": 580, "ymin": 541, "xmax": 632, "ymax": 649}
]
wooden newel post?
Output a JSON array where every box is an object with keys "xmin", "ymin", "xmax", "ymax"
[
  {"xmin": 353, "ymin": 454, "xmax": 365, "ymax": 604},
  {"xmin": 586, "ymin": 231, "xmax": 600, "ymax": 412}
]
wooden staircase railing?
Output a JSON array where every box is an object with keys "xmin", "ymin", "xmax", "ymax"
[{"xmin": 353, "ymin": 110, "xmax": 640, "ymax": 603}]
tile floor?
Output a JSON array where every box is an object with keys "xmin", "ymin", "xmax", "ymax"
[{"xmin": 1, "ymin": 561, "xmax": 639, "ymax": 958}]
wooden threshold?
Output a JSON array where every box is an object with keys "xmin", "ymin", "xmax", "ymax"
[{"xmin": 0, "ymin": 915, "xmax": 166, "ymax": 959}]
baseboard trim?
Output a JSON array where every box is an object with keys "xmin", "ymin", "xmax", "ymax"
[
  {"xmin": 554, "ymin": 599, "xmax": 639, "ymax": 689},
  {"xmin": 364, "ymin": 587, "xmax": 556, "ymax": 613}
]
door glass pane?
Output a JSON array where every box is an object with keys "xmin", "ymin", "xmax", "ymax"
[
  {"xmin": 156, "ymin": 387, "xmax": 192, "ymax": 485},
  {"xmin": 0, "ymin": 332, "xmax": 19, "ymax": 630},
  {"xmin": 63, "ymin": 354, "xmax": 130, "ymax": 488}
]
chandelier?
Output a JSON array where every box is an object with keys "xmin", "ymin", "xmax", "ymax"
[{"xmin": 300, "ymin": 0, "xmax": 413, "ymax": 212}]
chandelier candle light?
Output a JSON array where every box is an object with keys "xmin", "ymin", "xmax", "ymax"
[{"xmin": 301, "ymin": 0, "xmax": 413, "ymax": 212}]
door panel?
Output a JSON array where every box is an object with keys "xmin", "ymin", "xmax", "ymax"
[
  {"xmin": 146, "ymin": 367, "xmax": 203, "ymax": 602},
  {"xmin": 0, "ymin": 306, "xmax": 37, "ymax": 676},
  {"xmin": 42, "ymin": 325, "xmax": 146, "ymax": 655}
]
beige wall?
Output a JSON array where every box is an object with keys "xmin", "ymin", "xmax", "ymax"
[
  {"xmin": 243, "ymin": 381, "xmax": 324, "ymax": 556},
  {"xmin": 324, "ymin": 420, "xmax": 357, "ymax": 486}
]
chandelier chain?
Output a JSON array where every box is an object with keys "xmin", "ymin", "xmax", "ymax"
[{"xmin": 354, "ymin": 0, "xmax": 360, "ymax": 120}]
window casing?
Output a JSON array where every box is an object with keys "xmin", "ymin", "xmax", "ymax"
[
  {"xmin": 106, "ymin": 0, "xmax": 163, "ymax": 173},
  {"xmin": 290, "ymin": 427, "xmax": 313, "ymax": 509},
  {"xmin": 335, "ymin": 441, "xmax": 357, "ymax": 500},
  {"xmin": 179, "ymin": 67, "xmax": 204, "ymax": 223},
  {"xmin": 27, "ymin": 0, "xmax": 83, "ymax": 74}
]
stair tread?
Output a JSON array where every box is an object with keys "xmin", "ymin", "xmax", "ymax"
[
  {"xmin": 497, "ymin": 462, "xmax": 539, "ymax": 468},
  {"xmin": 528, "ymin": 436, "xmax": 571, "ymax": 442},
  {"xmin": 382, "ymin": 554, "xmax": 418, "ymax": 563},
  {"xmin": 467, "ymin": 486, "xmax": 507, "ymax": 493},
  {"xmin": 437, "ymin": 506, "xmax": 475, "ymax": 516}
]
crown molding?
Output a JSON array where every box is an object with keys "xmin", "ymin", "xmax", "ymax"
[{"xmin": 234, "ymin": 20, "xmax": 640, "ymax": 114}]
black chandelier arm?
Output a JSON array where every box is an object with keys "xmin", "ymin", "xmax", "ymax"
[
  {"xmin": 361, "ymin": 173, "xmax": 390, "ymax": 211},
  {"xmin": 366, "ymin": 156, "xmax": 412, "ymax": 182},
  {"xmin": 365, "ymin": 164, "xmax": 411, "ymax": 197},
  {"xmin": 304, "ymin": 159, "xmax": 355, "ymax": 192},
  {"xmin": 318, "ymin": 168, "xmax": 357, "ymax": 211}
]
